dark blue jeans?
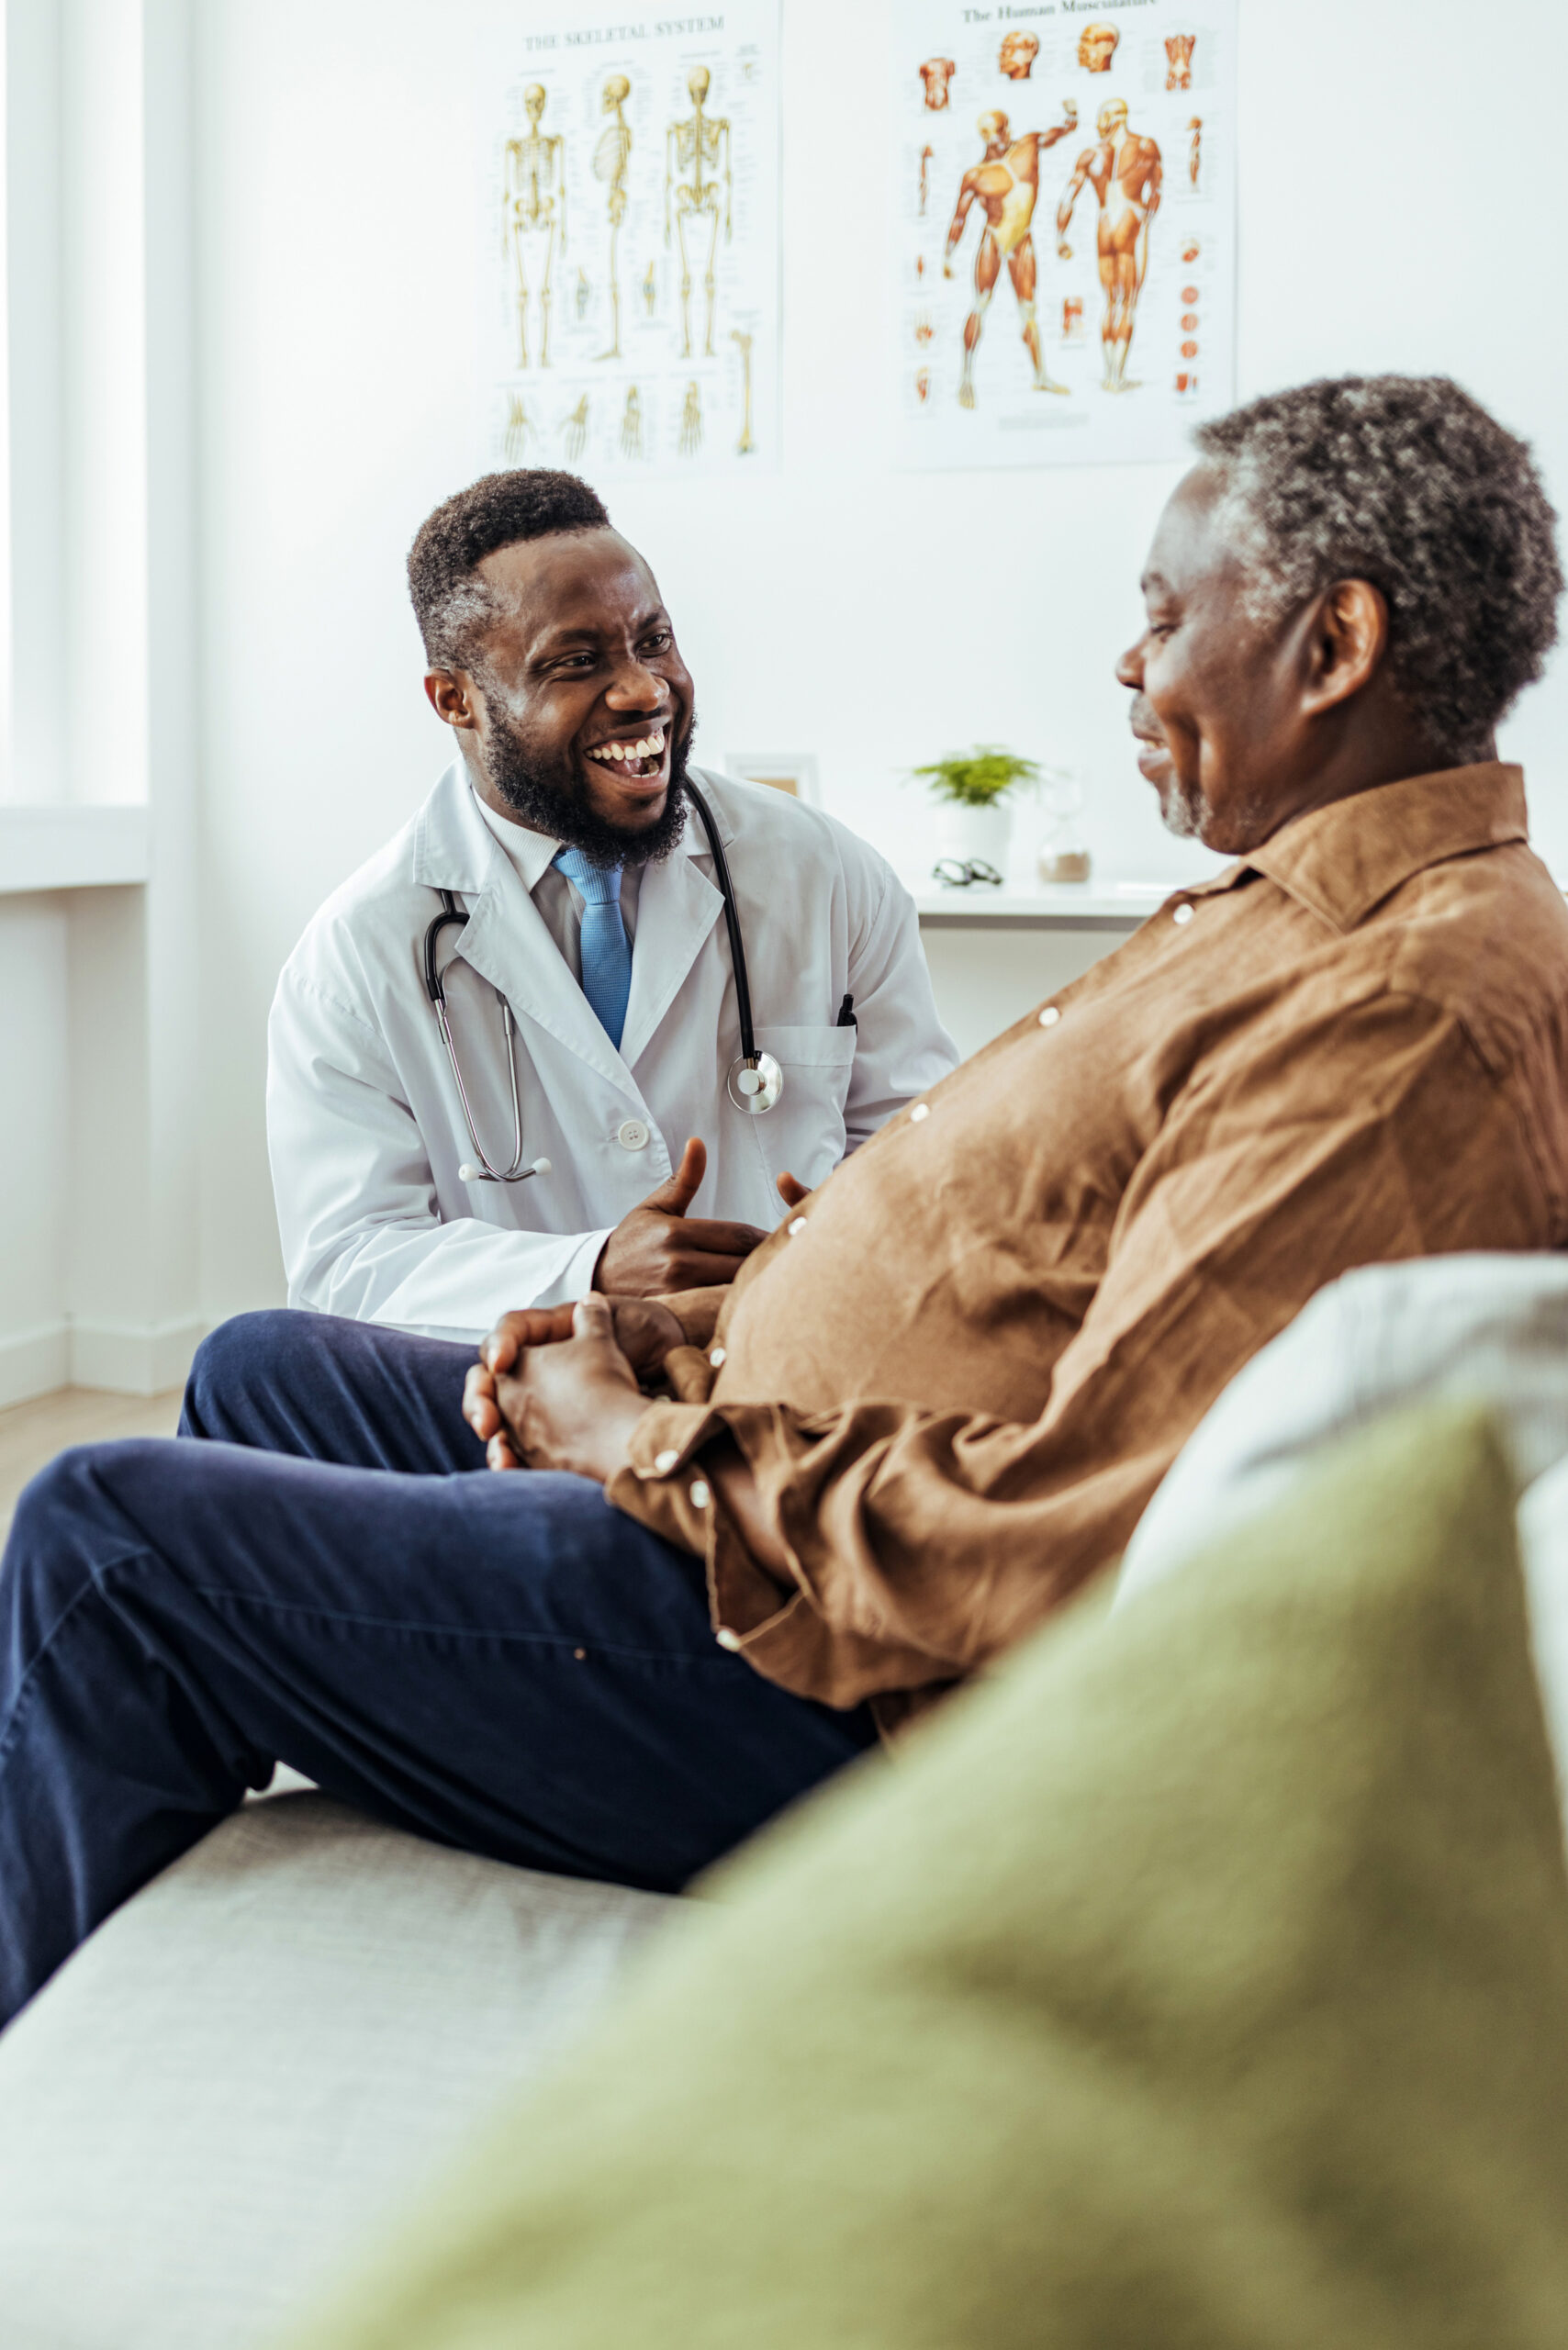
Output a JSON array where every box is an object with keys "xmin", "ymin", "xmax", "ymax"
[{"xmin": 0, "ymin": 1310, "xmax": 876, "ymax": 2026}]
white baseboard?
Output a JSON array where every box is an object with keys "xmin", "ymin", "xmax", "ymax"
[
  {"xmin": 67, "ymin": 1319, "xmax": 207, "ymax": 1397},
  {"xmin": 0, "ymin": 1322, "xmax": 72, "ymax": 1412}
]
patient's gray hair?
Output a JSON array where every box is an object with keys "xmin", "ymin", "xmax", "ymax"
[{"xmin": 1194, "ymin": 377, "xmax": 1562, "ymax": 763}]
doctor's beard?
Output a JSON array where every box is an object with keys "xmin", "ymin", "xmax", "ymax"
[{"xmin": 477, "ymin": 687, "xmax": 696, "ymax": 868}]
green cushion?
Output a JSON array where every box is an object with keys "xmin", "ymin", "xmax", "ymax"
[{"xmin": 292, "ymin": 1406, "xmax": 1568, "ymax": 2350}]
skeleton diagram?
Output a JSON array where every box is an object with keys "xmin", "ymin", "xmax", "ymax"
[
  {"xmin": 732, "ymin": 330, "xmax": 756, "ymax": 454},
  {"xmin": 1165, "ymin": 34, "xmax": 1196, "ymax": 91},
  {"xmin": 1058, "ymin": 99, "xmax": 1162, "ymax": 392},
  {"xmin": 503, "ymin": 85, "xmax": 566, "ymax": 369},
  {"xmin": 919, "ymin": 58, "xmax": 956, "ymax": 110},
  {"xmin": 594, "ymin": 73, "xmax": 633, "ymax": 360},
  {"xmin": 999, "ymin": 31, "xmax": 1038, "ymax": 80},
  {"xmin": 621, "ymin": 386, "xmax": 643, "ymax": 458},
  {"xmin": 562, "ymin": 395, "xmax": 588, "ymax": 461},
  {"xmin": 504, "ymin": 395, "xmax": 536, "ymax": 463},
  {"xmin": 678, "ymin": 381, "xmax": 703, "ymax": 456},
  {"xmin": 944, "ymin": 105, "xmax": 1079, "ymax": 408},
  {"xmin": 1076, "ymin": 24, "xmax": 1119, "ymax": 73},
  {"xmin": 1188, "ymin": 117, "xmax": 1203, "ymax": 190},
  {"xmin": 643, "ymin": 260, "xmax": 657, "ymax": 317},
  {"xmin": 666, "ymin": 67, "xmax": 733, "ymax": 361},
  {"xmin": 919, "ymin": 143, "xmax": 934, "ymax": 215}
]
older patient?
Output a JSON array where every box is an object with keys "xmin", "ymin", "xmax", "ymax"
[{"xmin": 2, "ymin": 375, "xmax": 1565, "ymax": 2024}]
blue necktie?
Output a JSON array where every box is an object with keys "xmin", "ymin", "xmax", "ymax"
[{"xmin": 553, "ymin": 847, "xmax": 632, "ymax": 1050}]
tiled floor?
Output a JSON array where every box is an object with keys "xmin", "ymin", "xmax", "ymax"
[{"xmin": 0, "ymin": 1387, "xmax": 183, "ymax": 1543}]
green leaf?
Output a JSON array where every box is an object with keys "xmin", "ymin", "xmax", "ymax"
[{"xmin": 909, "ymin": 744, "xmax": 1043, "ymax": 807}]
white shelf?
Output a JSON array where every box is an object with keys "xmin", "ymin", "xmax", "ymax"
[
  {"xmin": 0, "ymin": 805, "xmax": 151, "ymax": 894},
  {"xmin": 911, "ymin": 880, "xmax": 1171, "ymax": 924}
]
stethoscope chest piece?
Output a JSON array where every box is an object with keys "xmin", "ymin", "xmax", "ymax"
[{"xmin": 728, "ymin": 1049, "xmax": 784, "ymax": 1115}]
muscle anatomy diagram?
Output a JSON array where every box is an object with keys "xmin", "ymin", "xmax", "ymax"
[
  {"xmin": 894, "ymin": 0, "xmax": 1237, "ymax": 470},
  {"xmin": 1057, "ymin": 99, "xmax": 1162, "ymax": 392},
  {"xmin": 920, "ymin": 56, "xmax": 956, "ymax": 108},
  {"xmin": 482, "ymin": 6, "xmax": 778, "ymax": 481},
  {"xmin": 1165, "ymin": 34, "xmax": 1195, "ymax": 90},
  {"xmin": 944, "ymin": 106, "xmax": 1079, "ymax": 407}
]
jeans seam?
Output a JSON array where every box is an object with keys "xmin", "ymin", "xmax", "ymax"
[
  {"xmin": 194, "ymin": 1587, "xmax": 738, "ymax": 1671},
  {"xmin": 0, "ymin": 1541, "xmax": 151, "ymax": 1778}
]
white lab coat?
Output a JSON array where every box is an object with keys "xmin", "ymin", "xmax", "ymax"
[{"xmin": 267, "ymin": 762, "xmax": 958, "ymax": 1341}]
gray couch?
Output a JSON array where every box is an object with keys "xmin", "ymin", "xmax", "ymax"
[{"xmin": 0, "ymin": 1792, "xmax": 676, "ymax": 2350}]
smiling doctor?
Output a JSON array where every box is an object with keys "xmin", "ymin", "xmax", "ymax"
[{"xmin": 266, "ymin": 470, "xmax": 957, "ymax": 1342}]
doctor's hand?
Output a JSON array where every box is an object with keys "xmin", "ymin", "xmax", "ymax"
[
  {"xmin": 487, "ymin": 1296, "xmax": 650, "ymax": 1486},
  {"xmin": 594, "ymin": 1136, "xmax": 767, "ymax": 1297}
]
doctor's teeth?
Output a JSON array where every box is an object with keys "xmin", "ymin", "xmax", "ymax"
[{"xmin": 588, "ymin": 732, "xmax": 665, "ymax": 764}]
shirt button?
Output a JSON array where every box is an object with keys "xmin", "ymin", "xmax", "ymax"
[
  {"xmin": 1172, "ymin": 903, "xmax": 1194, "ymax": 926},
  {"xmin": 715, "ymin": 1628, "xmax": 743, "ymax": 1652},
  {"xmin": 616, "ymin": 1118, "xmax": 650, "ymax": 1150},
  {"xmin": 788, "ymin": 1215, "xmax": 807, "ymax": 1237},
  {"xmin": 653, "ymin": 1448, "xmax": 680, "ymax": 1473},
  {"xmin": 689, "ymin": 1479, "xmax": 711, "ymax": 1510},
  {"xmin": 1039, "ymin": 1006, "xmax": 1060, "ymax": 1027},
  {"xmin": 910, "ymin": 1102, "xmax": 930, "ymax": 1123},
  {"xmin": 710, "ymin": 1346, "xmax": 726, "ymax": 1367}
]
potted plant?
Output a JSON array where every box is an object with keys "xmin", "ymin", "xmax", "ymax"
[{"xmin": 912, "ymin": 745, "xmax": 1040, "ymax": 871}]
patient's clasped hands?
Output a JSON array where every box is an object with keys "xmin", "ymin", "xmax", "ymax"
[
  {"xmin": 464, "ymin": 1296, "xmax": 674, "ymax": 1482},
  {"xmin": 462, "ymin": 1156, "xmax": 809, "ymax": 1485}
]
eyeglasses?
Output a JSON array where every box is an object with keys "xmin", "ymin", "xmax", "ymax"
[{"xmin": 932, "ymin": 857, "xmax": 1003, "ymax": 889}]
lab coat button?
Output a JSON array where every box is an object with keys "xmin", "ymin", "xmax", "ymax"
[
  {"xmin": 788, "ymin": 1216, "xmax": 807, "ymax": 1237},
  {"xmin": 710, "ymin": 1346, "xmax": 726, "ymax": 1367},
  {"xmin": 1172, "ymin": 902, "xmax": 1194, "ymax": 926},
  {"xmin": 689, "ymin": 1479, "xmax": 711, "ymax": 1510},
  {"xmin": 715, "ymin": 1628, "xmax": 743, "ymax": 1651},
  {"xmin": 616, "ymin": 1118, "xmax": 651, "ymax": 1150},
  {"xmin": 1038, "ymin": 1006, "xmax": 1060, "ymax": 1027},
  {"xmin": 653, "ymin": 1449, "xmax": 680, "ymax": 1473},
  {"xmin": 910, "ymin": 1102, "xmax": 930, "ymax": 1123}
]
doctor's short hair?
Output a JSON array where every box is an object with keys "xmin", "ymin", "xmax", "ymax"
[
  {"xmin": 1193, "ymin": 375, "xmax": 1562, "ymax": 763},
  {"xmin": 409, "ymin": 470, "xmax": 612, "ymax": 670}
]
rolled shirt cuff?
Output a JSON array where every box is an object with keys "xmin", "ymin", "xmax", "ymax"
[{"xmin": 609, "ymin": 1402, "xmax": 932, "ymax": 1710}]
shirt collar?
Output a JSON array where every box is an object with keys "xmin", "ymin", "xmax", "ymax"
[
  {"xmin": 472, "ymin": 789, "xmax": 563, "ymax": 895},
  {"xmin": 1191, "ymin": 763, "xmax": 1529, "ymax": 933}
]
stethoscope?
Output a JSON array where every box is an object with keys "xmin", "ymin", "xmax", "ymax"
[{"xmin": 421, "ymin": 777, "xmax": 786, "ymax": 1186}]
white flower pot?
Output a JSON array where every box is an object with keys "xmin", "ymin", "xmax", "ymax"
[{"xmin": 934, "ymin": 800, "xmax": 1013, "ymax": 872}]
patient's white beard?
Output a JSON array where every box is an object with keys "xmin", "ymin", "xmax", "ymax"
[{"xmin": 1157, "ymin": 778, "xmax": 1204, "ymax": 840}]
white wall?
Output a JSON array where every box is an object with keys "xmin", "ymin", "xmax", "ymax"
[
  {"xmin": 6, "ymin": 0, "xmax": 1563, "ymax": 1374},
  {"xmin": 0, "ymin": 895, "xmax": 69, "ymax": 1404},
  {"xmin": 188, "ymin": 0, "xmax": 1568, "ymax": 1322},
  {"xmin": 0, "ymin": 0, "xmax": 204, "ymax": 1401}
]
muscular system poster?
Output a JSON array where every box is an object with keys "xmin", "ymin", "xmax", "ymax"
[
  {"xmin": 476, "ymin": 4, "xmax": 780, "ymax": 481},
  {"xmin": 896, "ymin": 0, "xmax": 1237, "ymax": 469}
]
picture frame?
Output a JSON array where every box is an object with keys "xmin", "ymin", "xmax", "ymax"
[{"xmin": 723, "ymin": 751, "xmax": 823, "ymax": 804}]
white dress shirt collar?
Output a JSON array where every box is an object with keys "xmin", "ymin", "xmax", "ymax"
[{"xmin": 473, "ymin": 791, "xmax": 562, "ymax": 894}]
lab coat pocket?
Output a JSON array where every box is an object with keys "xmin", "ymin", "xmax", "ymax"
[{"xmin": 750, "ymin": 1024, "xmax": 858, "ymax": 1190}]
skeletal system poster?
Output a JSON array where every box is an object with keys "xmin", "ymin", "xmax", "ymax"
[
  {"xmin": 477, "ymin": 5, "xmax": 779, "ymax": 481},
  {"xmin": 895, "ymin": 0, "xmax": 1237, "ymax": 469}
]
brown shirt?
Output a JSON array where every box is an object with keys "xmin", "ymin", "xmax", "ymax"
[{"xmin": 608, "ymin": 765, "xmax": 1568, "ymax": 1722}]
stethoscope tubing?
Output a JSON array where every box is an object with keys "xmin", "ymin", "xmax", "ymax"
[
  {"xmin": 682, "ymin": 777, "xmax": 757, "ymax": 1066},
  {"xmin": 421, "ymin": 778, "xmax": 779, "ymax": 1182}
]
